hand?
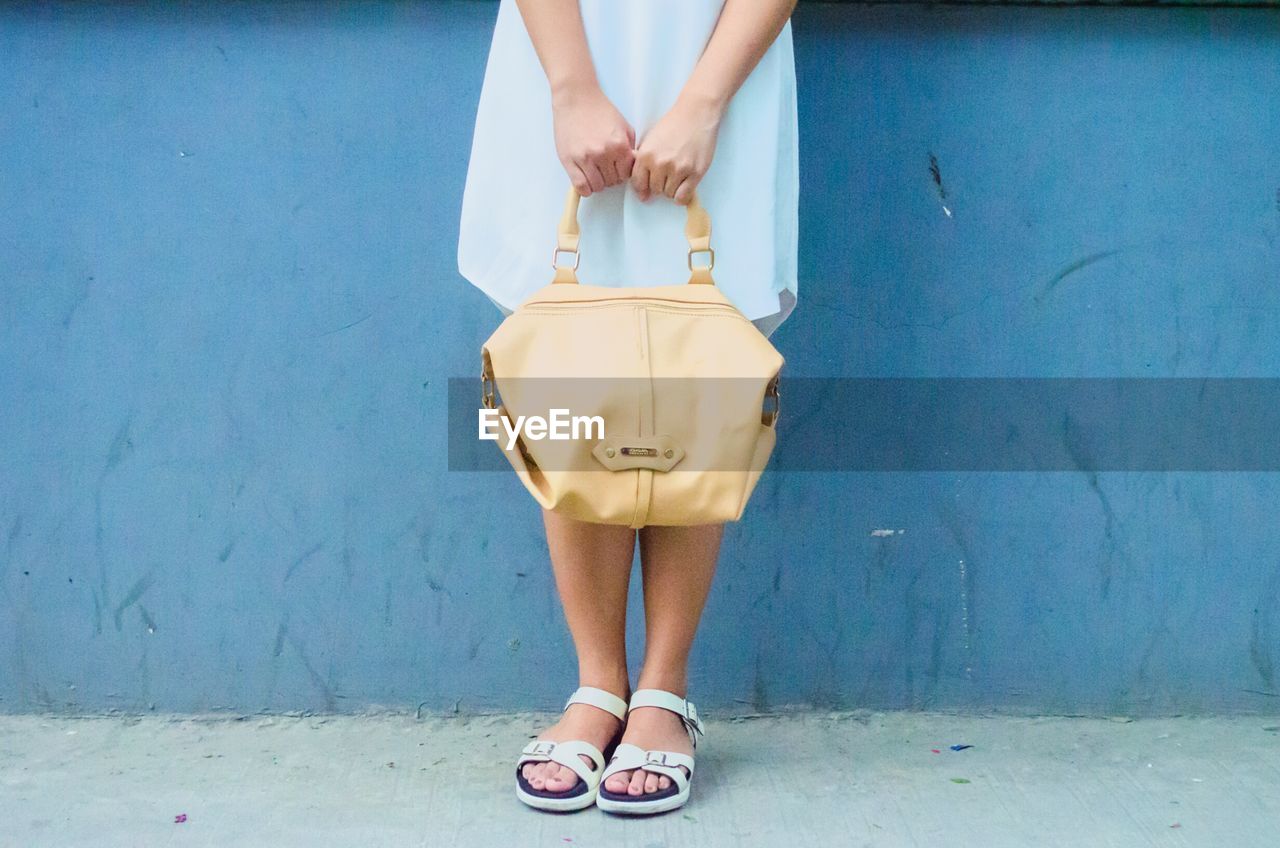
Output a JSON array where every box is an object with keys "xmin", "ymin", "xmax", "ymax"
[
  {"xmin": 551, "ymin": 85, "xmax": 636, "ymax": 196},
  {"xmin": 631, "ymin": 93, "xmax": 724, "ymax": 205}
]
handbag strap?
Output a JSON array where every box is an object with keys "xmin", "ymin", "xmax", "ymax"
[{"xmin": 552, "ymin": 185, "xmax": 716, "ymax": 286}]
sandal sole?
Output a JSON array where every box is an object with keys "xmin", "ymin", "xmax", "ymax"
[
  {"xmin": 515, "ymin": 783, "xmax": 598, "ymax": 812},
  {"xmin": 595, "ymin": 786, "xmax": 691, "ymax": 815}
]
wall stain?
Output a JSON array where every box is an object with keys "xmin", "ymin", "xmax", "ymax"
[
  {"xmin": 217, "ymin": 540, "xmax": 235, "ymax": 563},
  {"xmin": 927, "ymin": 152, "xmax": 952, "ymax": 218},
  {"xmin": 61, "ymin": 275, "xmax": 93, "ymax": 329},
  {"xmin": 113, "ymin": 574, "xmax": 154, "ymax": 631},
  {"xmin": 1249, "ymin": 608, "xmax": 1273, "ymax": 690},
  {"xmin": 417, "ymin": 527, "xmax": 431, "ymax": 564},
  {"xmin": 283, "ymin": 541, "xmax": 325, "ymax": 582},
  {"xmin": 6, "ymin": 514, "xmax": 21, "ymax": 553},
  {"xmin": 938, "ymin": 502, "xmax": 978, "ymax": 681},
  {"xmin": 341, "ymin": 543, "xmax": 355, "ymax": 585},
  {"xmin": 750, "ymin": 647, "xmax": 769, "ymax": 712},
  {"xmin": 957, "ymin": 558, "xmax": 973, "ymax": 680},
  {"xmin": 89, "ymin": 413, "xmax": 136, "ymax": 633},
  {"xmin": 341, "ymin": 495, "xmax": 355, "ymax": 585},
  {"xmin": 273, "ymin": 620, "xmax": 288, "ymax": 658},
  {"xmin": 286, "ymin": 633, "xmax": 337, "ymax": 711},
  {"xmin": 1250, "ymin": 561, "xmax": 1280, "ymax": 690},
  {"xmin": 1134, "ymin": 599, "xmax": 1176, "ymax": 687},
  {"xmin": 315, "ymin": 312, "xmax": 372, "ymax": 337},
  {"xmin": 866, "ymin": 530, "xmax": 901, "ymax": 595},
  {"xmin": 1, "ymin": 514, "xmax": 20, "ymax": 581},
  {"xmin": 104, "ymin": 416, "xmax": 133, "ymax": 471},
  {"xmin": 139, "ymin": 604, "xmax": 157, "ymax": 635},
  {"xmin": 1062, "ymin": 412, "xmax": 1122, "ymax": 598},
  {"xmin": 901, "ymin": 559, "xmax": 944, "ymax": 708},
  {"xmin": 1035, "ymin": 250, "xmax": 1122, "ymax": 303}
]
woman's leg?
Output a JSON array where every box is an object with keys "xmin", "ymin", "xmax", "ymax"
[
  {"xmin": 522, "ymin": 508, "xmax": 636, "ymax": 792},
  {"xmin": 603, "ymin": 522, "xmax": 724, "ymax": 796}
]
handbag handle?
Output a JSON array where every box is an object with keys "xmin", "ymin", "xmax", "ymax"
[{"xmin": 552, "ymin": 185, "xmax": 716, "ymax": 286}]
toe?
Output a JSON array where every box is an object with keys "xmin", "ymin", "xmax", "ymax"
[
  {"xmin": 545, "ymin": 763, "xmax": 578, "ymax": 792},
  {"xmin": 657, "ymin": 774, "xmax": 671, "ymax": 790},
  {"xmin": 604, "ymin": 769, "xmax": 631, "ymax": 793},
  {"xmin": 643, "ymin": 769, "xmax": 660, "ymax": 794},
  {"xmin": 628, "ymin": 768, "xmax": 647, "ymax": 796}
]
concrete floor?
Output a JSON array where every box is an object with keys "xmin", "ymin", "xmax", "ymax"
[{"xmin": 2, "ymin": 711, "xmax": 1278, "ymax": 847}]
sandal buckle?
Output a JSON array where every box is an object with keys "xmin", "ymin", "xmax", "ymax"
[
  {"xmin": 683, "ymin": 701, "xmax": 704, "ymax": 735},
  {"xmin": 644, "ymin": 750, "xmax": 669, "ymax": 766},
  {"xmin": 526, "ymin": 740, "xmax": 556, "ymax": 756}
]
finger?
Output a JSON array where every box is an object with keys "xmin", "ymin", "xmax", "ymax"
[
  {"xmin": 665, "ymin": 170, "xmax": 686, "ymax": 202},
  {"xmin": 581, "ymin": 160, "xmax": 606, "ymax": 194},
  {"xmin": 599, "ymin": 157, "xmax": 620, "ymax": 187},
  {"xmin": 631, "ymin": 160, "xmax": 651, "ymax": 201},
  {"xmin": 649, "ymin": 165, "xmax": 668, "ymax": 201},
  {"xmin": 616, "ymin": 148, "xmax": 635, "ymax": 182},
  {"xmin": 673, "ymin": 174, "xmax": 698, "ymax": 206},
  {"xmin": 564, "ymin": 162, "xmax": 592, "ymax": 196}
]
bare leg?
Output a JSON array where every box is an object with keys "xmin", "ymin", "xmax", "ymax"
[
  {"xmin": 603, "ymin": 522, "xmax": 724, "ymax": 797},
  {"xmin": 522, "ymin": 508, "xmax": 636, "ymax": 793}
]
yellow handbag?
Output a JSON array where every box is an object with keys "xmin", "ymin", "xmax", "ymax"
[{"xmin": 480, "ymin": 186, "xmax": 783, "ymax": 528}]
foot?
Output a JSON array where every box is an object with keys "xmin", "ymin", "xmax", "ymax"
[
  {"xmin": 601, "ymin": 704, "xmax": 694, "ymax": 796},
  {"xmin": 521, "ymin": 701, "xmax": 626, "ymax": 793}
]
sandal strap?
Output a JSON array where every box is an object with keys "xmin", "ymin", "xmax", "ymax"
[
  {"xmin": 517, "ymin": 738, "xmax": 606, "ymax": 787},
  {"xmin": 627, "ymin": 688, "xmax": 706, "ymax": 740},
  {"xmin": 602, "ymin": 742, "xmax": 694, "ymax": 790},
  {"xmin": 564, "ymin": 686, "xmax": 629, "ymax": 721}
]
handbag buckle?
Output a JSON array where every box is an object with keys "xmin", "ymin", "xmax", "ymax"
[
  {"xmin": 481, "ymin": 352, "xmax": 497, "ymax": 410},
  {"xmin": 551, "ymin": 247, "xmax": 581, "ymax": 271},
  {"xmin": 687, "ymin": 247, "xmax": 715, "ymax": 272},
  {"xmin": 762, "ymin": 376, "xmax": 781, "ymax": 427}
]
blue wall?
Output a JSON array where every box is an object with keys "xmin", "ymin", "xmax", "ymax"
[{"xmin": 2, "ymin": 2, "xmax": 1279, "ymax": 716}]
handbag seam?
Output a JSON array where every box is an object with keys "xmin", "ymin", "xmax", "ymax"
[
  {"xmin": 632, "ymin": 305, "xmax": 654, "ymax": 528},
  {"xmin": 520, "ymin": 307, "xmax": 751, "ymax": 324},
  {"xmin": 520, "ymin": 305, "xmax": 744, "ymax": 317}
]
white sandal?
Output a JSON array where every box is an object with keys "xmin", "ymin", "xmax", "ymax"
[
  {"xmin": 595, "ymin": 688, "xmax": 706, "ymax": 815},
  {"xmin": 514, "ymin": 685, "xmax": 629, "ymax": 812}
]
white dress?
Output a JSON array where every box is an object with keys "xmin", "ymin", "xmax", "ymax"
[{"xmin": 458, "ymin": 0, "xmax": 798, "ymax": 337}]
